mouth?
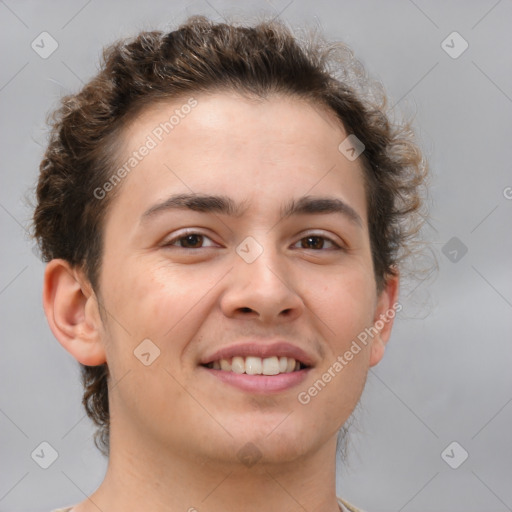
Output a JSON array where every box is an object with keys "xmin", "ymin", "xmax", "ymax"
[
  {"xmin": 199, "ymin": 341, "xmax": 314, "ymax": 393},
  {"xmin": 201, "ymin": 355, "xmax": 309, "ymax": 375}
]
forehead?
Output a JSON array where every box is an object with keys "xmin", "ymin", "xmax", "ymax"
[
  {"xmin": 106, "ymin": 91, "xmax": 368, "ymax": 228},
  {"xmin": 124, "ymin": 92, "xmax": 348, "ymax": 157}
]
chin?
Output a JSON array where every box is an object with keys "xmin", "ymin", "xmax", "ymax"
[{"xmin": 224, "ymin": 422, "xmax": 318, "ymax": 467}]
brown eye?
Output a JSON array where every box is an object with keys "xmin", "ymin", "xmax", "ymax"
[
  {"xmin": 297, "ymin": 235, "xmax": 339, "ymax": 250},
  {"xmin": 302, "ymin": 236, "xmax": 323, "ymax": 249},
  {"xmin": 178, "ymin": 234, "xmax": 204, "ymax": 248},
  {"xmin": 164, "ymin": 232, "xmax": 217, "ymax": 249}
]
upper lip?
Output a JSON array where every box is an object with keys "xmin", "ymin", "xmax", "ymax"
[{"xmin": 200, "ymin": 340, "xmax": 316, "ymax": 367}]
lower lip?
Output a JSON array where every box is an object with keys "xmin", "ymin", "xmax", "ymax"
[{"xmin": 200, "ymin": 367, "xmax": 311, "ymax": 393}]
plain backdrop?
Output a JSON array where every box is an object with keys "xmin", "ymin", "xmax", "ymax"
[{"xmin": 1, "ymin": 1, "xmax": 511, "ymax": 511}]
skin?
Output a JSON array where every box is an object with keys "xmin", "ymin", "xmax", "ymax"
[{"xmin": 44, "ymin": 92, "xmax": 399, "ymax": 512}]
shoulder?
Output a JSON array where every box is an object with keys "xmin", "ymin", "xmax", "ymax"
[
  {"xmin": 338, "ymin": 496, "xmax": 367, "ymax": 512},
  {"xmin": 51, "ymin": 507, "xmax": 74, "ymax": 512}
]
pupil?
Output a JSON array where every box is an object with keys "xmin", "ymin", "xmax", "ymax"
[
  {"xmin": 303, "ymin": 236, "xmax": 323, "ymax": 249},
  {"xmin": 182, "ymin": 234, "xmax": 202, "ymax": 248}
]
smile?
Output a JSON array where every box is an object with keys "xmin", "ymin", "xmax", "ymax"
[{"xmin": 203, "ymin": 355, "xmax": 308, "ymax": 375}]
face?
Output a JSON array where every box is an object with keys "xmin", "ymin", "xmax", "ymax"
[{"xmin": 93, "ymin": 92, "xmax": 397, "ymax": 467}]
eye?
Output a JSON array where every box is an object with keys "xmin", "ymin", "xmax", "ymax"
[
  {"xmin": 293, "ymin": 234, "xmax": 342, "ymax": 251},
  {"xmin": 163, "ymin": 231, "xmax": 218, "ymax": 249}
]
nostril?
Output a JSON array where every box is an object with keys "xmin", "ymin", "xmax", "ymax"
[{"xmin": 239, "ymin": 307, "xmax": 253, "ymax": 313}]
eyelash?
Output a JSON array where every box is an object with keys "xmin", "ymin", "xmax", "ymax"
[{"xmin": 163, "ymin": 230, "xmax": 343, "ymax": 251}]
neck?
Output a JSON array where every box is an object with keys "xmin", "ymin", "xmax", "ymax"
[{"xmin": 82, "ymin": 428, "xmax": 342, "ymax": 512}]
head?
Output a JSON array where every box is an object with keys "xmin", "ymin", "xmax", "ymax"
[{"xmin": 33, "ymin": 16, "xmax": 426, "ymax": 462}]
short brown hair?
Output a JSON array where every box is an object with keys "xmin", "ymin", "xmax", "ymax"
[{"xmin": 32, "ymin": 15, "xmax": 427, "ymax": 455}]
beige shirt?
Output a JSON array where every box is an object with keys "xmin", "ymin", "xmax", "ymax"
[{"xmin": 52, "ymin": 497, "xmax": 364, "ymax": 512}]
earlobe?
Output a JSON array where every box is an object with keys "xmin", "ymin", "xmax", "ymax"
[
  {"xmin": 43, "ymin": 259, "xmax": 106, "ymax": 366},
  {"xmin": 369, "ymin": 272, "xmax": 400, "ymax": 367}
]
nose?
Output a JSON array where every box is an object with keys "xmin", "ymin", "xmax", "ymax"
[{"xmin": 220, "ymin": 243, "xmax": 304, "ymax": 324}]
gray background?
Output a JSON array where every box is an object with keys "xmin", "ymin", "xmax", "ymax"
[{"xmin": 1, "ymin": 1, "xmax": 511, "ymax": 511}]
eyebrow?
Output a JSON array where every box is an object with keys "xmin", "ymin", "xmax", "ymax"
[
  {"xmin": 280, "ymin": 195, "xmax": 362, "ymax": 226},
  {"xmin": 141, "ymin": 193, "xmax": 248, "ymax": 220},
  {"xmin": 140, "ymin": 193, "xmax": 363, "ymax": 227}
]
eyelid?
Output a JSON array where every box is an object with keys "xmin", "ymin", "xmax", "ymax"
[
  {"xmin": 293, "ymin": 230, "xmax": 346, "ymax": 250},
  {"xmin": 161, "ymin": 229, "xmax": 347, "ymax": 250},
  {"xmin": 162, "ymin": 229, "xmax": 219, "ymax": 248}
]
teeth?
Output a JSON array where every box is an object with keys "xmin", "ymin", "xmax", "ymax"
[
  {"xmin": 231, "ymin": 356, "xmax": 245, "ymax": 374},
  {"xmin": 245, "ymin": 356, "xmax": 262, "ymax": 375},
  {"xmin": 210, "ymin": 356, "xmax": 303, "ymax": 375},
  {"xmin": 262, "ymin": 356, "xmax": 280, "ymax": 375},
  {"xmin": 220, "ymin": 359, "xmax": 231, "ymax": 371}
]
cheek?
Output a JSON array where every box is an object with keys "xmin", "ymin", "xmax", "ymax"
[
  {"xmin": 101, "ymin": 260, "xmax": 222, "ymax": 363},
  {"xmin": 99, "ymin": 261, "xmax": 216, "ymax": 426},
  {"xmin": 296, "ymin": 265, "xmax": 375, "ymax": 417},
  {"xmin": 302, "ymin": 262, "xmax": 376, "ymax": 345}
]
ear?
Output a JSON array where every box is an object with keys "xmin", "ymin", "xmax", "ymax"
[
  {"xmin": 369, "ymin": 271, "xmax": 400, "ymax": 367},
  {"xmin": 43, "ymin": 259, "xmax": 106, "ymax": 366}
]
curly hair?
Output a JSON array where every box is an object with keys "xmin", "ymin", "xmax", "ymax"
[{"xmin": 32, "ymin": 15, "xmax": 428, "ymax": 456}]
